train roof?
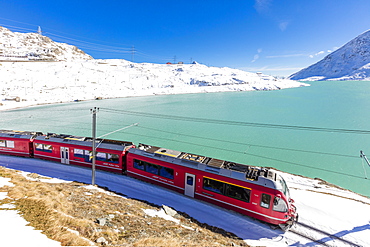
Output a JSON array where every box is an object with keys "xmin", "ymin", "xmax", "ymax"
[
  {"xmin": 129, "ymin": 144, "xmax": 284, "ymax": 191},
  {"xmin": 34, "ymin": 133, "xmax": 134, "ymax": 151},
  {"xmin": 0, "ymin": 130, "xmax": 42, "ymax": 139}
]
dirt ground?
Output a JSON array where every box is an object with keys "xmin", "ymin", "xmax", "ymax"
[{"xmin": 0, "ymin": 166, "xmax": 249, "ymax": 246}]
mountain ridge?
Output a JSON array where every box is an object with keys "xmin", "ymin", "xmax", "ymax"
[
  {"xmin": 0, "ymin": 26, "xmax": 92, "ymax": 61},
  {"xmin": 289, "ymin": 30, "xmax": 370, "ymax": 81},
  {"xmin": 0, "ymin": 26, "xmax": 307, "ymax": 111}
]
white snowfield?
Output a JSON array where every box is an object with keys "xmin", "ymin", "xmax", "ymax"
[
  {"xmin": 0, "ymin": 155, "xmax": 369, "ymax": 247},
  {"xmin": 0, "ymin": 171, "xmax": 61, "ymax": 246},
  {"xmin": 0, "ymin": 25, "xmax": 308, "ymax": 111},
  {"xmin": 0, "ymin": 26, "xmax": 308, "ymax": 112},
  {"xmin": 0, "ymin": 59, "xmax": 308, "ymax": 111}
]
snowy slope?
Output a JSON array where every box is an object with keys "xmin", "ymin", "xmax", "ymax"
[
  {"xmin": 289, "ymin": 30, "xmax": 370, "ymax": 81},
  {"xmin": 0, "ymin": 59, "xmax": 308, "ymax": 111},
  {"xmin": 1, "ymin": 155, "xmax": 369, "ymax": 247},
  {"xmin": 0, "ymin": 26, "xmax": 92, "ymax": 61},
  {"xmin": 0, "ymin": 26, "xmax": 308, "ymax": 111}
]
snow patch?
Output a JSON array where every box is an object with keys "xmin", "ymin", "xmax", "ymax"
[
  {"xmin": 0, "ymin": 210, "xmax": 61, "ymax": 246},
  {"xmin": 0, "ymin": 203, "xmax": 16, "ymax": 209},
  {"xmin": 142, "ymin": 208, "xmax": 180, "ymax": 224},
  {"xmin": 19, "ymin": 171, "xmax": 71, "ymax": 183},
  {"xmin": 81, "ymin": 184, "xmax": 127, "ymax": 198},
  {"xmin": 0, "ymin": 191, "xmax": 9, "ymax": 200},
  {"xmin": 0, "ymin": 177, "xmax": 14, "ymax": 187}
]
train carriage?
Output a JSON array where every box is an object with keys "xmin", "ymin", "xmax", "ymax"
[
  {"xmin": 33, "ymin": 133, "xmax": 134, "ymax": 173},
  {"xmin": 126, "ymin": 144, "xmax": 297, "ymax": 227},
  {"xmin": 0, "ymin": 130, "xmax": 42, "ymax": 157},
  {"xmin": 0, "ymin": 129, "xmax": 298, "ymax": 228}
]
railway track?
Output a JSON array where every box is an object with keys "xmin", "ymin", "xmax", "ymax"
[{"xmin": 290, "ymin": 222, "xmax": 362, "ymax": 247}]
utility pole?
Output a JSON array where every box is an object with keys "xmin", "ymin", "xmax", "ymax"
[
  {"xmin": 173, "ymin": 55, "xmax": 177, "ymax": 64},
  {"xmin": 360, "ymin": 151, "xmax": 370, "ymax": 166},
  {"xmin": 360, "ymin": 150, "xmax": 370, "ymax": 179},
  {"xmin": 37, "ymin": 26, "xmax": 42, "ymax": 35},
  {"xmin": 91, "ymin": 107, "xmax": 99, "ymax": 185}
]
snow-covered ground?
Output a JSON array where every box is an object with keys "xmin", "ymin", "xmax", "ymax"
[
  {"xmin": 0, "ymin": 26, "xmax": 93, "ymax": 61},
  {"xmin": 0, "ymin": 174, "xmax": 61, "ymax": 246},
  {"xmin": 0, "ymin": 26, "xmax": 308, "ymax": 111},
  {"xmin": 0, "ymin": 155, "xmax": 369, "ymax": 247},
  {"xmin": 0, "ymin": 59, "xmax": 308, "ymax": 111}
]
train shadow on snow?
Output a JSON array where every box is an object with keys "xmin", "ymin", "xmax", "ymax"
[{"xmin": 0, "ymin": 154, "xmax": 284, "ymax": 241}]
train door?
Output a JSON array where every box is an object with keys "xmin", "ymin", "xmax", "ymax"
[
  {"xmin": 60, "ymin": 147, "xmax": 70, "ymax": 164},
  {"xmin": 184, "ymin": 173, "xmax": 195, "ymax": 197}
]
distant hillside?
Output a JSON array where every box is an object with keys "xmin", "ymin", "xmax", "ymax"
[
  {"xmin": 0, "ymin": 26, "xmax": 92, "ymax": 61},
  {"xmin": 0, "ymin": 26, "xmax": 308, "ymax": 111},
  {"xmin": 289, "ymin": 30, "xmax": 370, "ymax": 81}
]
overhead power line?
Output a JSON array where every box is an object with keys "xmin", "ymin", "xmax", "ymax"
[
  {"xmin": 108, "ymin": 125, "xmax": 368, "ymax": 181},
  {"xmin": 0, "ymin": 23, "xmax": 35, "ymax": 32},
  {"xmin": 132, "ymin": 124, "xmax": 358, "ymax": 158},
  {"xmin": 0, "ymin": 21, "xmax": 174, "ymax": 62},
  {"xmin": 99, "ymin": 108, "xmax": 370, "ymax": 135}
]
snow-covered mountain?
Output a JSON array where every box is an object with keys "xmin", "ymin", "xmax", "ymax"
[
  {"xmin": 289, "ymin": 30, "xmax": 370, "ymax": 81},
  {"xmin": 0, "ymin": 26, "xmax": 307, "ymax": 111},
  {"xmin": 0, "ymin": 26, "xmax": 92, "ymax": 61}
]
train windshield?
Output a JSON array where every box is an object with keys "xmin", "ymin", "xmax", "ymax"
[{"xmin": 279, "ymin": 175, "xmax": 290, "ymax": 198}]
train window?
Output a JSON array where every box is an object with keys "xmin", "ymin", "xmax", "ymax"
[
  {"xmin": 35, "ymin": 143, "xmax": 43, "ymax": 151},
  {"xmin": 279, "ymin": 176, "xmax": 290, "ymax": 198},
  {"xmin": 44, "ymin": 145, "xmax": 52, "ymax": 152},
  {"xmin": 133, "ymin": 159, "xmax": 174, "ymax": 180},
  {"xmin": 133, "ymin": 160, "xmax": 145, "ymax": 170},
  {"xmin": 159, "ymin": 167, "xmax": 174, "ymax": 179},
  {"xmin": 260, "ymin": 194, "xmax": 271, "ymax": 209},
  {"xmin": 74, "ymin": 149, "xmax": 92, "ymax": 162},
  {"xmin": 7, "ymin": 141, "xmax": 14, "ymax": 148},
  {"xmin": 273, "ymin": 197, "xmax": 288, "ymax": 212},
  {"xmin": 187, "ymin": 176, "xmax": 194, "ymax": 185},
  {"xmin": 74, "ymin": 149, "xmax": 84, "ymax": 158},
  {"xmin": 35, "ymin": 143, "xmax": 53, "ymax": 152},
  {"xmin": 107, "ymin": 153, "xmax": 119, "ymax": 164},
  {"xmin": 203, "ymin": 177, "xmax": 224, "ymax": 194},
  {"xmin": 225, "ymin": 184, "xmax": 251, "ymax": 203},
  {"xmin": 96, "ymin": 152, "xmax": 107, "ymax": 161},
  {"xmin": 147, "ymin": 163, "xmax": 160, "ymax": 175},
  {"xmin": 0, "ymin": 140, "xmax": 14, "ymax": 148}
]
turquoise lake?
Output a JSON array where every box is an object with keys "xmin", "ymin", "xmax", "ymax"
[{"xmin": 1, "ymin": 81, "xmax": 370, "ymax": 197}]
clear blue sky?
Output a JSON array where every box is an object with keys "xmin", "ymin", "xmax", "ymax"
[{"xmin": 1, "ymin": 0, "xmax": 370, "ymax": 76}]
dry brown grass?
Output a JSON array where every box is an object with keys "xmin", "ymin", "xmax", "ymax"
[{"xmin": 0, "ymin": 166, "xmax": 249, "ymax": 246}]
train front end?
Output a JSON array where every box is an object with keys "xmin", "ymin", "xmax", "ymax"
[{"xmin": 277, "ymin": 174, "xmax": 298, "ymax": 230}]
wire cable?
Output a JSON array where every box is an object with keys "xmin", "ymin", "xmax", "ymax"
[
  {"xmin": 112, "ymin": 126, "xmax": 368, "ymax": 180},
  {"xmin": 0, "ymin": 22, "xmax": 185, "ymax": 63},
  {"xmin": 97, "ymin": 123, "xmax": 139, "ymax": 139},
  {"xmin": 100, "ymin": 108, "xmax": 370, "ymax": 135},
  {"xmin": 133, "ymin": 124, "xmax": 358, "ymax": 158}
]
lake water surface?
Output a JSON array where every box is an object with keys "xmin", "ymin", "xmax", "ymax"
[{"xmin": 2, "ymin": 81, "xmax": 370, "ymax": 197}]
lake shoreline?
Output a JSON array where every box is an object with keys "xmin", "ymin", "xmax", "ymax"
[{"xmin": 0, "ymin": 83, "xmax": 309, "ymax": 112}]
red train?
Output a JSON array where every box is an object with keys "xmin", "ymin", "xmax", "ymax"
[{"xmin": 0, "ymin": 130, "xmax": 298, "ymax": 229}]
